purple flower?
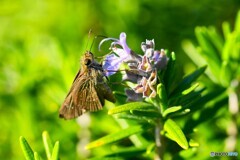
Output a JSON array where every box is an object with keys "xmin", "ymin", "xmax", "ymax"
[
  {"xmin": 141, "ymin": 39, "xmax": 155, "ymax": 57},
  {"xmin": 141, "ymin": 40, "xmax": 169, "ymax": 70},
  {"xmin": 139, "ymin": 55, "xmax": 152, "ymax": 72},
  {"xmin": 133, "ymin": 69, "xmax": 157, "ymax": 98},
  {"xmin": 99, "ymin": 32, "xmax": 140, "ymax": 76},
  {"xmin": 152, "ymin": 49, "xmax": 168, "ymax": 70},
  {"xmin": 100, "ymin": 33, "xmax": 168, "ymax": 100}
]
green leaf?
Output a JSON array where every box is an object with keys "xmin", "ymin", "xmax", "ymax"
[
  {"xmin": 184, "ymin": 87, "xmax": 225, "ymax": 114},
  {"xmin": 163, "ymin": 52, "xmax": 177, "ymax": 92},
  {"xmin": 162, "ymin": 106, "xmax": 182, "ymax": 117},
  {"xmin": 163, "ymin": 119, "xmax": 189, "ymax": 149},
  {"xmin": 19, "ymin": 136, "xmax": 34, "ymax": 160},
  {"xmin": 234, "ymin": 10, "xmax": 240, "ymax": 32},
  {"xmin": 195, "ymin": 27, "xmax": 221, "ymax": 65},
  {"xmin": 182, "ymin": 41, "xmax": 217, "ymax": 81},
  {"xmin": 116, "ymin": 113, "xmax": 155, "ymax": 125},
  {"xmin": 222, "ymin": 22, "xmax": 231, "ymax": 40},
  {"xmin": 130, "ymin": 110, "xmax": 160, "ymax": 118},
  {"xmin": 34, "ymin": 152, "xmax": 41, "ymax": 160},
  {"xmin": 170, "ymin": 66, "xmax": 206, "ymax": 97},
  {"xmin": 222, "ymin": 32, "xmax": 234, "ymax": 61},
  {"xmin": 51, "ymin": 141, "xmax": 60, "ymax": 160},
  {"xmin": 220, "ymin": 61, "xmax": 232, "ymax": 87},
  {"xmin": 170, "ymin": 83, "xmax": 200, "ymax": 102},
  {"xmin": 157, "ymin": 83, "xmax": 168, "ymax": 112},
  {"xmin": 146, "ymin": 143, "xmax": 155, "ymax": 154},
  {"xmin": 42, "ymin": 131, "xmax": 53, "ymax": 160},
  {"xmin": 168, "ymin": 109, "xmax": 191, "ymax": 117},
  {"xmin": 207, "ymin": 27, "xmax": 224, "ymax": 54},
  {"xmin": 195, "ymin": 27, "xmax": 222, "ymax": 79},
  {"xmin": 177, "ymin": 90, "xmax": 202, "ymax": 109},
  {"xmin": 85, "ymin": 125, "xmax": 149, "ymax": 149},
  {"xmin": 174, "ymin": 148, "xmax": 197, "ymax": 159},
  {"xmin": 184, "ymin": 94, "xmax": 228, "ymax": 132},
  {"xmin": 112, "ymin": 118, "xmax": 149, "ymax": 147},
  {"xmin": 182, "ymin": 40, "xmax": 207, "ymax": 68},
  {"xmin": 189, "ymin": 139, "xmax": 199, "ymax": 147},
  {"xmin": 108, "ymin": 102, "xmax": 154, "ymax": 115},
  {"xmin": 181, "ymin": 83, "xmax": 199, "ymax": 95}
]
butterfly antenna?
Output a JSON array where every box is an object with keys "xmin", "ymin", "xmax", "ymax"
[
  {"xmin": 94, "ymin": 50, "xmax": 113, "ymax": 60},
  {"xmin": 89, "ymin": 34, "xmax": 108, "ymax": 52},
  {"xmin": 85, "ymin": 29, "xmax": 93, "ymax": 51}
]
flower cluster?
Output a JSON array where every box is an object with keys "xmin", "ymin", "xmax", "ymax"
[{"xmin": 99, "ymin": 32, "xmax": 168, "ymax": 101}]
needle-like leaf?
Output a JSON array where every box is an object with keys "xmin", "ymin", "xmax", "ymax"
[
  {"xmin": 42, "ymin": 131, "xmax": 53, "ymax": 160},
  {"xmin": 85, "ymin": 125, "xmax": 149, "ymax": 149},
  {"xmin": 19, "ymin": 136, "xmax": 34, "ymax": 160},
  {"xmin": 108, "ymin": 102, "xmax": 154, "ymax": 115},
  {"xmin": 164, "ymin": 119, "xmax": 188, "ymax": 149}
]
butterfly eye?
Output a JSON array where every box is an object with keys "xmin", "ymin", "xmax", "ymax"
[{"xmin": 85, "ymin": 59, "xmax": 92, "ymax": 65}]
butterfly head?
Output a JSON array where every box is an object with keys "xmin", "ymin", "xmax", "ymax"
[{"xmin": 84, "ymin": 51, "xmax": 94, "ymax": 66}]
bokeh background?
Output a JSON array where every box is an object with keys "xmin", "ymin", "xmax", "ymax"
[{"xmin": 0, "ymin": 0, "xmax": 239, "ymax": 159}]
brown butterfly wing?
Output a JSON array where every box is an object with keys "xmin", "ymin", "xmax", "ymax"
[
  {"xmin": 59, "ymin": 70, "xmax": 103, "ymax": 120},
  {"xmin": 95, "ymin": 77, "xmax": 116, "ymax": 105}
]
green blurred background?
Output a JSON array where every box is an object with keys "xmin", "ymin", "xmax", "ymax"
[{"xmin": 0, "ymin": 0, "xmax": 239, "ymax": 159}]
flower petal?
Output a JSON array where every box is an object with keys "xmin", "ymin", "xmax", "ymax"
[
  {"xmin": 139, "ymin": 56, "xmax": 152, "ymax": 72},
  {"xmin": 153, "ymin": 49, "xmax": 168, "ymax": 70},
  {"xmin": 119, "ymin": 32, "xmax": 131, "ymax": 54},
  {"xmin": 141, "ymin": 39, "xmax": 155, "ymax": 52}
]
